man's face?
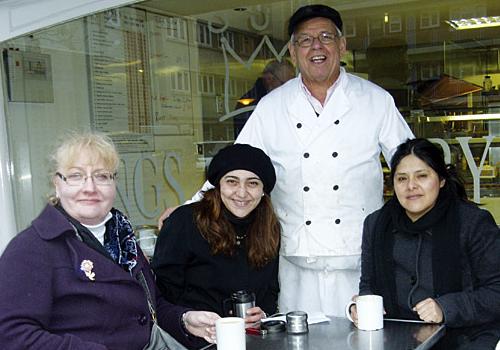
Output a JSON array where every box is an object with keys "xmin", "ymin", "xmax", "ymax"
[{"xmin": 288, "ymin": 17, "xmax": 346, "ymax": 90}]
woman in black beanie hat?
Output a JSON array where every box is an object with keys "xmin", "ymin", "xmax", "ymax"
[{"xmin": 152, "ymin": 144, "xmax": 280, "ymax": 330}]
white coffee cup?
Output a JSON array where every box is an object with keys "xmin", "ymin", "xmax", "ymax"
[
  {"xmin": 216, "ymin": 317, "xmax": 246, "ymax": 350},
  {"xmin": 346, "ymin": 295, "xmax": 384, "ymax": 331}
]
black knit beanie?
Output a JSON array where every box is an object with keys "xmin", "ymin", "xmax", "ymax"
[{"xmin": 207, "ymin": 144, "xmax": 276, "ymax": 194}]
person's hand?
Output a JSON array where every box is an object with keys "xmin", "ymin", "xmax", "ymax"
[
  {"xmin": 413, "ymin": 298, "xmax": 443, "ymax": 323},
  {"xmin": 157, "ymin": 206, "xmax": 179, "ymax": 229},
  {"xmin": 348, "ymin": 295, "xmax": 386, "ymax": 328},
  {"xmin": 349, "ymin": 295, "xmax": 359, "ymax": 327},
  {"xmin": 244, "ymin": 306, "xmax": 266, "ymax": 325},
  {"xmin": 183, "ymin": 311, "xmax": 220, "ymax": 343}
]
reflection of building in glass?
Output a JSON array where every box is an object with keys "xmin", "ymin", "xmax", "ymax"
[
  {"xmin": 343, "ymin": 1, "xmax": 500, "ymax": 113},
  {"xmin": 233, "ymin": 59, "xmax": 295, "ymax": 138},
  {"xmin": 193, "ymin": 18, "xmax": 290, "ymax": 142},
  {"xmin": 1, "ymin": 0, "xmax": 499, "ymax": 246}
]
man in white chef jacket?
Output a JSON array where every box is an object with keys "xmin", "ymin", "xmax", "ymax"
[{"xmin": 160, "ymin": 4, "xmax": 414, "ymax": 317}]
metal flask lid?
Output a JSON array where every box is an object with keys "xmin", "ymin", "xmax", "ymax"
[
  {"xmin": 286, "ymin": 311, "xmax": 309, "ymax": 334},
  {"xmin": 232, "ymin": 290, "xmax": 254, "ymax": 303}
]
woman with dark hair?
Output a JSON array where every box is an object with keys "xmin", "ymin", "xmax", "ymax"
[
  {"xmin": 349, "ymin": 138, "xmax": 500, "ymax": 349},
  {"xmin": 152, "ymin": 144, "xmax": 280, "ymax": 325}
]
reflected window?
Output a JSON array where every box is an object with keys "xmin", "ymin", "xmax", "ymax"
[
  {"xmin": 344, "ymin": 19, "xmax": 357, "ymax": 38},
  {"xmin": 389, "ymin": 14, "xmax": 402, "ymax": 33},
  {"xmin": 420, "ymin": 10, "xmax": 440, "ymax": 29},
  {"xmin": 1, "ymin": 0, "xmax": 499, "ymax": 231}
]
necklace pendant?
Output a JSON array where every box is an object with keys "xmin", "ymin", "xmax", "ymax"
[{"xmin": 236, "ymin": 240, "xmax": 241, "ymax": 246}]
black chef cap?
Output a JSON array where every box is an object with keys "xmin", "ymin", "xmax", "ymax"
[{"xmin": 288, "ymin": 4, "xmax": 343, "ymax": 36}]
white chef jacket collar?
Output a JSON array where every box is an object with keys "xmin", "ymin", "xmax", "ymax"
[{"xmin": 299, "ymin": 67, "xmax": 345, "ymax": 114}]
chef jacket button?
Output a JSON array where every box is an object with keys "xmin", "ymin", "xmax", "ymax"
[
  {"xmin": 334, "ymin": 120, "xmax": 340, "ymax": 125},
  {"xmin": 138, "ymin": 314, "xmax": 148, "ymax": 325},
  {"xmin": 333, "ymin": 185, "xmax": 339, "ymax": 191},
  {"xmin": 303, "ymin": 152, "xmax": 309, "ymax": 158},
  {"xmin": 335, "ymin": 219, "xmax": 341, "ymax": 224},
  {"xmin": 296, "ymin": 123, "xmax": 302, "ymax": 128},
  {"xmin": 332, "ymin": 152, "xmax": 338, "ymax": 158},
  {"xmin": 305, "ymin": 220, "xmax": 311, "ymax": 225},
  {"xmin": 303, "ymin": 186, "xmax": 310, "ymax": 192},
  {"xmin": 410, "ymin": 276, "xmax": 417, "ymax": 285}
]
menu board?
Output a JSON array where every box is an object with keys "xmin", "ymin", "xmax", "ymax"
[
  {"xmin": 86, "ymin": 8, "xmax": 154, "ymax": 152},
  {"xmin": 147, "ymin": 13, "xmax": 194, "ymax": 135}
]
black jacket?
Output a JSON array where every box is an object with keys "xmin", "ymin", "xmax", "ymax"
[
  {"xmin": 360, "ymin": 200, "xmax": 500, "ymax": 341},
  {"xmin": 152, "ymin": 203, "xmax": 279, "ymax": 316}
]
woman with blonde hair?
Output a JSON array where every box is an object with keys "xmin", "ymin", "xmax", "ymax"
[{"xmin": 0, "ymin": 131, "xmax": 219, "ymax": 349}]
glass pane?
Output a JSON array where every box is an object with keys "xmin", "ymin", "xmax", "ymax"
[{"xmin": 2, "ymin": 0, "xmax": 499, "ymax": 229}]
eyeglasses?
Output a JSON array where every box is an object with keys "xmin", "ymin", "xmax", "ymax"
[
  {"xmin": 293, "ymin": 32, "xmax": 339, "ymax": 48},
  {"xmin": 56, "ymin": 171, "xmax": 116, "ymax": 186}
]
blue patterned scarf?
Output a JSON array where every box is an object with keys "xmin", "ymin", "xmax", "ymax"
[
  {"xmin": 55, "ymin": 205, "xmax": 138, "ymax": 274},
  {"xmin": 104, "ymin": 208, "xmax": 138, "ymax": 273}
]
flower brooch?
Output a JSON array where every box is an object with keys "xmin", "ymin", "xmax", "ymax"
[{"xmin": 80, "ymin": 259, "xmax": 95, "ymax": 281}]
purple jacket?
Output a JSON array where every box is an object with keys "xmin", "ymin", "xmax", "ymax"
[{"xmin": 0, "ymin": 205, "xmax": 199, "ymax": 350}]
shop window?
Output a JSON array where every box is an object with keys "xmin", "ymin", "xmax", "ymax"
[
  {"xmin": 368, "ymin": 17, "xmax": 385, "ymax": 38},
  {"xmin": 198, "ymin": 73, "xmax": 215, "ymax": 95},
  {"xmin": 343, "ymin": 19, "xmax": 356, "ymax": 38},
  {"xmin": 420, "ymin": 63, "xmax": 441, "ymax": 80},
  {"xmin": 389, "ymin": 15, "xmax": 402, "ymax": 33},
  {"xmin": 166, "ymin": 17, "xmax": 187, "ymax": 41},
  {"xmin": 214, "ymin": 76, "xmax": 225, "ymax": 95},
  {"xmin": 196, "ymin": 22, "xmax": 212, "ymax": 47},
  {"xmin": 420, "ymin": 10, "xmax": 440, "ymax": 29},
  {"xmin": 171, "ymin": 71, "xmax": 191, "ymax": 92},
  {"xmin": 220, "ymin": 30, "xmax": 235, "ymax": 50},
  {"xmin": 241, "ymin": 35, "xmax": 254, "ymax": 55},
  {"xmin": 228, "ymin": 79, "xmax": 237, "ymax": 97},
  {"xmin": 2, "ymin": 0, "xmax": 499, "ymax": 233}
]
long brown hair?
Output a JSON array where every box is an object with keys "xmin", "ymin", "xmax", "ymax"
[{"xmin": 193, "ymin": 188, "xmax": 280, "ymax": 268}]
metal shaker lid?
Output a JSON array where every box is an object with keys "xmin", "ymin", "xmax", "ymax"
[{"xmin": 286, "ymin": 311, "xmax": 308, "ymax": 322}]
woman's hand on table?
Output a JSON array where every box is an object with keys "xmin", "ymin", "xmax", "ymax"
[
  {"xmin": 183, "ymin": 311, "xmax": 220, "ymax": 343},
  {"xmin": 413, "ymin": 298, "xmax": 443, "ymax": 323},
  {"xmin": 245, "ymin": 306, "xmax": 266, "ymax": 324}
]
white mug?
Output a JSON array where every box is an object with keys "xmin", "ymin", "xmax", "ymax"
[
  {"xmin": 216, "ymin": 317, "xmax": 246, "ymax": 350},
  {"xmin": 346, "ymin": 295, "xmax": 384, "ymax": 331}
]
